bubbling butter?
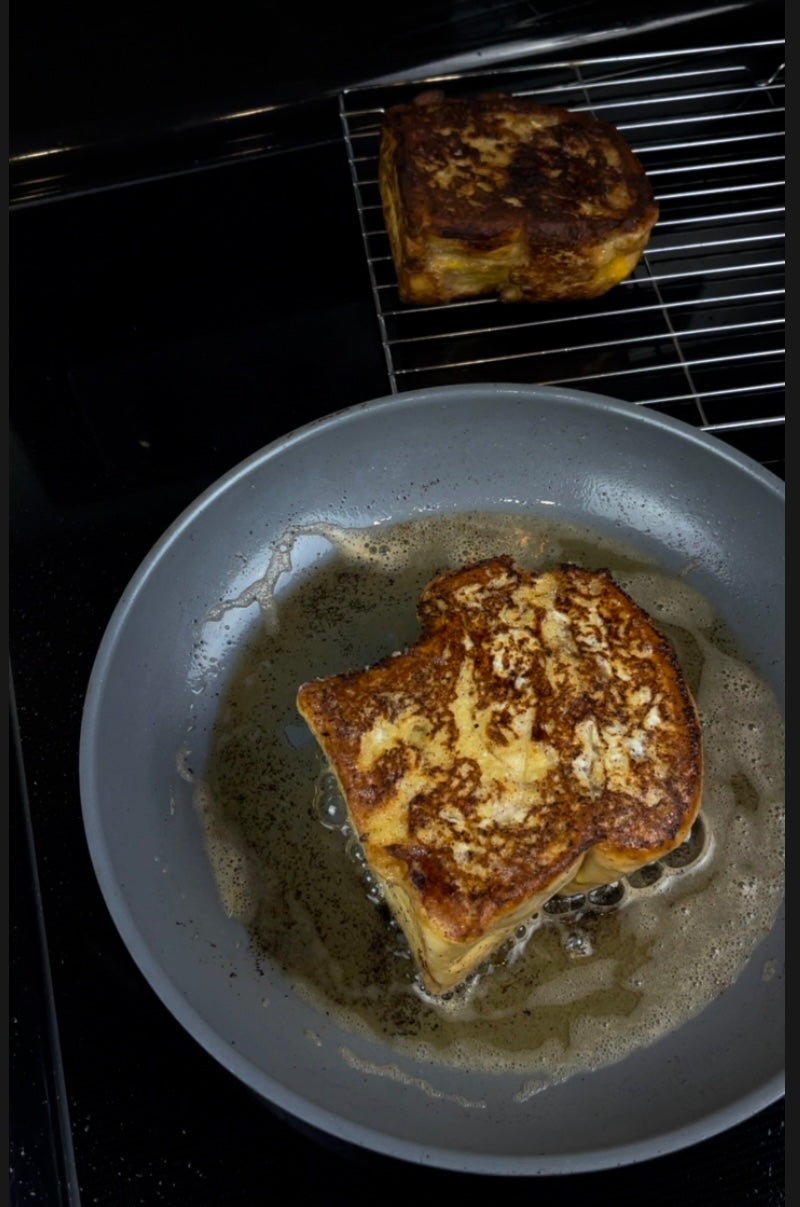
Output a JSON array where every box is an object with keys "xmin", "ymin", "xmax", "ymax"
[{"xmin": 196, "ymin": 511, "xmax": 784, "ymax": 1084}]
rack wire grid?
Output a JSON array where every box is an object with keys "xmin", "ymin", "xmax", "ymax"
[{"xmin": 340, "ymin": 38, "xmax": 785, "ymax": 473}]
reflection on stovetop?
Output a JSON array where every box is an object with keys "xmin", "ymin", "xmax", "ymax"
[
  {"xmin": 11, "ymin": 133, "xmax": 387, "ymax": 511},
  {"xmin": 13, "ymin": 2, "xmax": 751, "ymax": 158},
  {"xmin": 10, "ymin": 2, "xmax": 783, "ymax": 1203}
]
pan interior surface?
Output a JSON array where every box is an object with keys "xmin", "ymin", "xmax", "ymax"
[{"xmin": 79, "ymin": 384, "xmax": 784, "ymax": 1174}]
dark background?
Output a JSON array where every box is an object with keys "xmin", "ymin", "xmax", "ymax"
[
  {"xmin": 9, "ymin": 2, "xmax": 785, "ymax": 1203},
  {"xmin": 12, "ymin": 1, "xmax": 767, "ymax": 152},
  {"xmin": 10, "ymin": 1, "xmax": 585, "ymax": 148}
]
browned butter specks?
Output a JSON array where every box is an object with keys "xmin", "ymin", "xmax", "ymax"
[{"xmin": 194, "ymin": 512, "xmax": 784, "ymax": 1084}]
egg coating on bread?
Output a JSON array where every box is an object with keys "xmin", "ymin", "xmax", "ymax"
[
  {"xmin": 379, "ymin": 90, "xmax": 659, "ymax": 305},
  {"xmin": 297, "ymin": 558, "xmax": 702, "ymax": 993}
]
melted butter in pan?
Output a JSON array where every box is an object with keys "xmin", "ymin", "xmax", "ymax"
[{"xmin": 197, "ymin": 512, "xmax": 784, "ymax": 1082}]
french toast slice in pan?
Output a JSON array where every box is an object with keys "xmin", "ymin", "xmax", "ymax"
[{"xmin": 297, "ymin": 558, "xmax": 702, "ymax": 993}]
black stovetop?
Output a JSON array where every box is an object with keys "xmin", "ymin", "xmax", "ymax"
[{"xmin": 10, "ymin": 3, "xmax": 784, "ymax": 1203}]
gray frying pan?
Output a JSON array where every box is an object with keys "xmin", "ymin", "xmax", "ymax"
[{"xmin": 79, "ymin": 383, "xmax": 784, "ymax": 1175}]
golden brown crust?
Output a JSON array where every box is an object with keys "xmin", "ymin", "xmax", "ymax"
[
  {"xmin": 379, "ymin": 90, "xmax": 659, "ymax": 305},
  {"xmin": 297, "ymin": 557, "xmax": 702, "ymax": 992}
]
